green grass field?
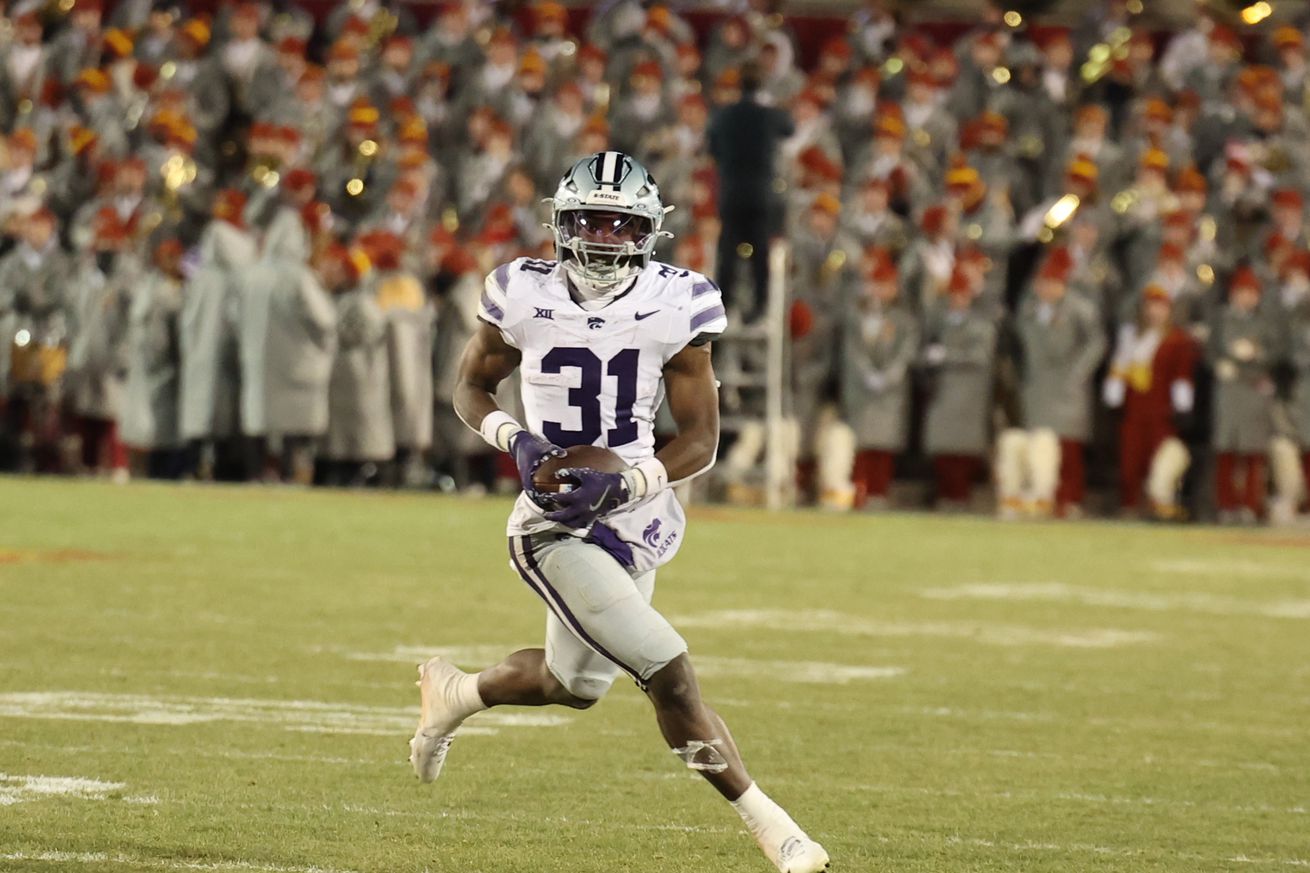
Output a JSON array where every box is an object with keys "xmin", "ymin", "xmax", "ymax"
[{"xmin": 1, "ymin": 477, "xmax": 1307, "ymax": 873}]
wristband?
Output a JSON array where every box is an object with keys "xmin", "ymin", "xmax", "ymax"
[
  {"xmin": 479, "ymin": 410, "xmax": 524, "ymax": 452},
  {"xmin": 621, "ymin": 457, "xmax": 669, "ymax": 502}
]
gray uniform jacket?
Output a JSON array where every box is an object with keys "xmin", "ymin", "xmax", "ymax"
[
  {"xmin": 238, "ymin": 209, "xmax": 311, "ymax": 437},
  {"xmin": 839, "ymin": 303, "xmax": 921, "ymax": 451},
  {"xmin": 236, "ymin": 259, "xmax": 274, "ymax": 439},
  {"xmin": 922, "ymin": 307, "xmax": 998, "ymax": 456},
  {"xmin": 1016, "ymin": 293, "xmax": 1106, "ymax": 441},
  {"xmin": 1208, "ymin": 307, "xmax": 1280, "ymax": 453},
  {"xmin": 119, "ymin": 271, "xmax": 183, "ymax": 450},
  {"xmin": 1290, "ymin": 302, "xmax": 1310, "ymax": 448},
  {"xmin": 0, "ymin": 243, "xmax": 73, "ymax": 397},
  {"xmin": 378, "ymin": 272, "xmax": 435, "ymax": 451},
  {"xmin": 180, "ymin": 222, "xmax": 256, "ymax": 442},
  {"xmin": 432, "ymin": 273, "xmax": 482, "ymax": 457},
  {"xmin": 790, "ymin": 230, "xmax": 859, "ymax": 435},
  {"xmin": 324, "ymin": 289, "xmax": 394, "ymax": 461},
  {"xmin": 264, "ymin": 268, "xmax": 338, "ymax": 438},
  {"xmin": 65, "ymin": 258, "xmax": 134, "ymax": 420}
]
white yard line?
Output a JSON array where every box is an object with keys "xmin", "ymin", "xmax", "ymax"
[
  {"xmin": 0, "ymin": 738, "xmax": 395, "ymax": 767},
  {"xmin": 922, "ymin": 582, "xmax": 1310, "ymax": 620},
  {"xmin": 668, "ymin": 608, "xmax": 1161, "ymax": 648},
  {"xmin": 0, "ymin": 692, "xmax": 570, "ymax": 735},
  {"xmin": 1152, "ymin": 558, "xmax": 1306, "ymax": 579},
  {"xmin": 0, "ymin": 773, "xmax": 125, "ymax": 806},
  {"xmin": 0, "ymin": 851, "xmax": 359, "ymax": 873}
]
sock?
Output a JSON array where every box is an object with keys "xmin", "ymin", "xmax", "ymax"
[
  {"xmin": 456, "ymin": 671, "xmax": 487, "ymax": 718},
  {"xmin": 731, "ymin": 782, "xmax": 803, "ymax": 851}
]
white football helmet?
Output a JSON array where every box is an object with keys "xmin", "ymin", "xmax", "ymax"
[{"xmin": 548, "ymin": 151, "xmax": 670, "ymax": 298}]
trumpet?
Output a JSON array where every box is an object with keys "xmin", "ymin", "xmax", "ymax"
[{"xmin": 1080, "ymin": 27, "xmax": 1132, "ymax": 85}]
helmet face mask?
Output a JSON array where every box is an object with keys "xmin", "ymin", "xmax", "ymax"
[
  {"xmin": 549, "ymin": 151, "xmax": 668, "ymax": 296},
  {"xmin": 555, "ymin": 208, "xmax": 655, "ymax": 285}
]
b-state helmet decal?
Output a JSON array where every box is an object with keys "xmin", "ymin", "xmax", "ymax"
[{"xmin": 588, "ymin": 151, "xmax": 633, "ymax": 188}]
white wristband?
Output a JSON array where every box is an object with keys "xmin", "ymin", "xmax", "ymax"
[
  {"xmin": 479, "ymin": 410, "xmax": 524, "ymax": 453},
  {"xmin": 621, "ymin": 457, "xmax": 669, "ymax": 502}
]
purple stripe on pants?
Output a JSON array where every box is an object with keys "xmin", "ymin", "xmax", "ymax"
[{"xmin": 507, "ymin": 536, "xmax": 645, "ymax": 685}]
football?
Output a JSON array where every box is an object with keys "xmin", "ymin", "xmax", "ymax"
[{"xmin": 533, "ymin": 444, "xmax": 628, "ymax": 494}]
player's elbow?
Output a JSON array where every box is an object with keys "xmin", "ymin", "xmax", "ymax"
[
  {"xmin": 452, "ymin": 379, "xmax": 492, "ymax": 433},
  {"xmin": 690, "ymin": 432, "xmax": 718, "ymax": 471},
  {"xmin": 681, "ymin": 426, "xmax": 719, "ymax": 478}
]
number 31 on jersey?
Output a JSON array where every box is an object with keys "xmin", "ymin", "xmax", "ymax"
[{"xmin": 540, "ymin": 347, "xmax": 639, "ymax": 448}]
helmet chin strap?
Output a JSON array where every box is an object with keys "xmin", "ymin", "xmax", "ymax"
[{"xmin": 565, "ymin": 267, "xmax": 638, "ymax": 309}]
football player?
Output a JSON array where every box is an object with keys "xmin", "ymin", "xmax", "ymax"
[{"xmin": 409, "ymin": 152, "xmax": 830, "ymax": 873}]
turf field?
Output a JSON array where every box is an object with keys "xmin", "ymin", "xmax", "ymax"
[{"xmin": 0, "ymin": 477, "xmax": 1307, "ymax": 873}]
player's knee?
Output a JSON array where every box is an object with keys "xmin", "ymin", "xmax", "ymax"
[
  {"xmin": 560, "ymin": 674, "xmax": 612, "ymax": 705},
  {"xmin": 646, "ymin": 654, "xmax": 700, "ymax": 711},
  {"xmin": 544, "ymin": 660, "xmax": 614, "ymax": 706}
]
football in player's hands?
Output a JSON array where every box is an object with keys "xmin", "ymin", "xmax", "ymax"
[{"xmin": 533, "ymin": 445, "xmax": 627, "ymax": 495}]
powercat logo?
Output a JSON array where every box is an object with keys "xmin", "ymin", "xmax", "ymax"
[
  {"xmin": 642, "ymin": 518, "xmax": 678, "ymax": 557},
  {"xmin": 642, "ymin": 519, "xmax": 662, "ymax": 547}
]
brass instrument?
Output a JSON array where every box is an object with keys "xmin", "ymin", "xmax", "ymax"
[
  {"xmin": 159, "ymin": 152, "xmax": 198, "ymax": 221},
  {"xmin": 1080, "ymin": 27, "xmax": 1133, "ymax": 85},
  {"xmin": 367, "ymin": 8, "xmax": 398, "ymax": 48}
]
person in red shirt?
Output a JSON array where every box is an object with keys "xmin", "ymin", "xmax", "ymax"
[{"xmin": 1103, "ymin": 285, "xmax": 1198, "ymax": 518}]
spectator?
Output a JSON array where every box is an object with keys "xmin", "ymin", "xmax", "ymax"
[
  {"xmin": 120, "ymin": 239, "xmax": 185, "ymax": 479},
  {"xmin": 922, "ymin": 268, "xmax": 998, "ymax": 510},
  {"xmin": 707, "ymin": 59, "xmax": 794, "ymax": 322},
  {"xmin": 1103, "ymin": 286, "xmax": 1198, "ymax": 518},
  {"xmin": 1009, "ymin": 251, "xmax": 1106, "ymax": 518},
  {"xmin": 65, "ymin": 208, "xmax": 133, "ymax": 480},
  {"xmin": 323, "ymin": 244, "xmax": 392, "ymax": 486},
  {"xmin": 262, "ymin": 228, "xmax": 339, "ymax": 485},
  {"xmin": 1281, "ymin": 262, "xmax": 1310, "ymax": 518},
  {"xmin": 7, "ymin": 0, "xmax": 1310, "ymax": 525},
  {"xmin": 834, "ymin": 252, "xmax": 919, "ymax": 510},
  {"xmin": 364, "ymin": 229, "xmax": 433, "ymax": 486},
  {"xmin": 180, "ymin": 190, "xmax": 253, "ymax": 480},
  {"xmin": 1210, "ymin": 267, "xmax": 1279, "ymax": 523},
  {"xmin": 0, "ymin": 206, "xmax": 70, "ymax": 471}
]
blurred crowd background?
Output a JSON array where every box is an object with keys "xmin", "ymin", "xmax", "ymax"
[{"xmin": 3, "ymin": 0, "xmax": 1310, "ymax": 525}]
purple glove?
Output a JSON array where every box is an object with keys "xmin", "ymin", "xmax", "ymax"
[
  {"xmin": 544, "ymin": 467, "xmax": 630, "ymax": 529},
  {"xmin": 509, "ymin": 431, "xmax": 564, "ymax": 508}
]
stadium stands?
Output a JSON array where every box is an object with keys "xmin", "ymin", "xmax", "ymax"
[{"xmin": 2, "ymin": 0, "xmax": 1310, "ymax": 525}]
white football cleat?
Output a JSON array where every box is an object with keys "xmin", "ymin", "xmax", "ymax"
[
  {"xmin": 409, "ymin": 656, "xmax": 472, "ymax": 783},
  {"xmin": 772, "ymin": 835, "xmax": 830, "ymax": 873}
]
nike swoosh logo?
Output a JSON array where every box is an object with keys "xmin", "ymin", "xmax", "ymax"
[
  {"xmin": 588, "ymin": 485, "xmax": 611, "ymax": 512},
  {"xmin": 635, "ymin": 310, "xmax": 659, "ymax": 321}
]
